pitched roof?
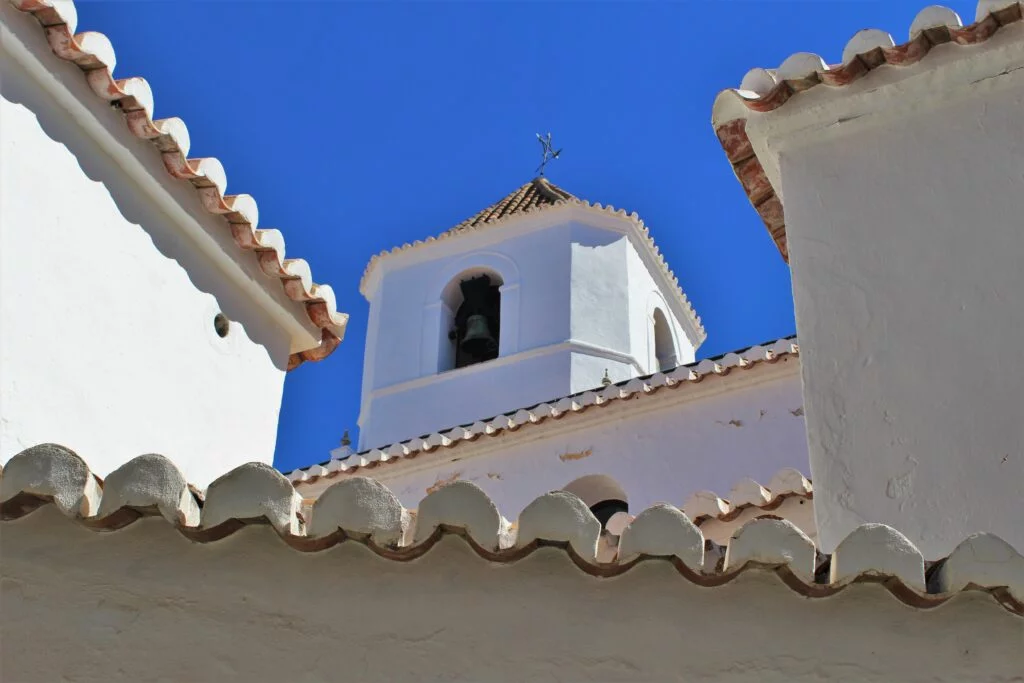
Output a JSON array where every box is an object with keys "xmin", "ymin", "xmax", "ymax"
[
  {"xmin": 444, "ymin": 177, "xmax": 576, "ymax": 235},
  {"xmin": 710, "ymin": 1, "xmax": 1023, "ymax": 261},
  {"xmin": 288, "ymin": 337, "xmax": 800, "ymax": 483},
  {"xmin": 8, "ymin": 0, "xmax": 348, "ymax": 369},
  {"xmin": 2, "ymin": 445, "xmax": 1021, "ymax": 613}
]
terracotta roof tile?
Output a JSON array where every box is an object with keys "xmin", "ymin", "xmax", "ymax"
[
  {"xmin": 2, "ymin": 444, "xmax": 1021, "ymax": 613},
  {"xmin": 445, "ymin": 178, "xmax": 576, "ymax": 235},
  {"xmin": 710, "ymin": 1, "xmax": 1023, "ymax": 261},
  {"xmin": 289, "ymin": 336, "xmax": 799, "ymax": 483},
  {"xmin": 681, "ymin": 467, "xmax": 813, "ymax": 526},
  {"xmin": 8, "ymin": 0, "xmax": 348, "ymax": 369}
]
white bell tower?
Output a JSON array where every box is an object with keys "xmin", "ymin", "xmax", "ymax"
[{"xmin": 356, "ymin": 178, "xmax": 705, "ymax": 450}]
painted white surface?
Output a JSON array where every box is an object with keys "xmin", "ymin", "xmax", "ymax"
[
  {"xmin": 749, "ymin": 29, "xmax": 1024, "ymax": 555},
  {"xmin": 309, "ymin": 359, "xmax": 808, "ymax": 519},
  {"xmin": 3, "ymin": 508, "xmax": 1020, "ymax": 682},
  {"xmin": 0, "ymin": 15, "xmax": 294, "ymax": 485},
  {"xmin": 699, "ymin": 495, "xmax": 816, "ymax": 546},
  {"xmin": 358, "ymin": 207, "xmax": 699, "ymax": 450}
]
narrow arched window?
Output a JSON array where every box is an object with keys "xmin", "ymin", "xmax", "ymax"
[
  {"xmin": 439, "ymin": 270, "xmax": 503, "ymax": 371},
  {"xmin": 652, "ymin": 308, "xmax": 677, "ymax": 372},
  {"xmin": 562, "ymin": 474, "xmax": 629, "ymax": 528}
]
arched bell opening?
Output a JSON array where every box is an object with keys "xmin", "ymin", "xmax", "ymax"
[
  {"xmin": 652, "ymin": 307, "xmax": 677, "ymax": 372},
  {"xmin": 562, "ymin": 474, "xmax": 629, "ymax": 528},
  {"xmin": 439, "ymin": 268, "xmax": 504, "ymax": 371}
]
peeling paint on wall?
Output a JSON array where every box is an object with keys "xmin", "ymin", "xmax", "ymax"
[
  {"xmin": 559, "ymin": 448, "xmax": 593, "ymax": 462},
  {"xmin": 426, "ymin": 472, "xmax": 461, "ymax": 495}
]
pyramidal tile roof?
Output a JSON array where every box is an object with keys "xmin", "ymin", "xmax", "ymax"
[{"xmin": 444, "ymin": 177, "xmax": 576, "ymax": 235}]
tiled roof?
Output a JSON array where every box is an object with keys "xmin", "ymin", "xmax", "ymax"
[
  {"xmin": 710, "ymin": 1, "xmax": 1024, "ymax": 261},
  {"xmin": 444, "ymin": 177, "xmax": 576, "ymax": 234},
  {"xmin": 8, "ymin": 0, "xmax": 348, "ymax": 369},
  {"xmin": 681, "ymin": 467, "xmax": 813, "ymax": 526},
  {"xmin": 358, "ymin": 181, "xmax": 706, "ymax": 346},
  {"xmin": 288, "ymin": 337, "xmax": 800, "ymax": 484},
  {"xmin": 3, "ymin": 444, "xmax": 1021, "ymax": 613}
]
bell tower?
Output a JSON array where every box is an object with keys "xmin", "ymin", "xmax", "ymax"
[{"xmin": 356, "ymin": 178, "xmax": 705, "ymax": 450}]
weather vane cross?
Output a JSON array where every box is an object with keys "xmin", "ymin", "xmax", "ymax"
[{"xmin": 536, "ymin": 132, "xmax": 561, "ymax": 177}]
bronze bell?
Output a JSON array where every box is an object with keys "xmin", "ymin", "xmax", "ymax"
[{"xmin": 460, "ymin": 313, "xmax": 497, "ymax": 358}]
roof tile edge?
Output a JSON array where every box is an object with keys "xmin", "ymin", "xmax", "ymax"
[
  {"xmin": 709, "ymin": 1, "xmax": 1023, "ymax": 260},
  {"xmin": 8, "ymin": 0, "xmax": 349, "ymax": 369},
  {"xmin": 2, "ymin": 444, "xmax": 1021, "ymax": 613},
  {"xmin": 291, "ymin": 337, "xmax": 798, "ymax": 483},
  {"xmin": 358, "ymin": 194, "xmax": 705, "ymax": 346}
]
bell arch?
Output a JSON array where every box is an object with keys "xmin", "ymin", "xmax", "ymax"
[
  {"xmin": 422, "ymin": 252, "xmax": 521, "ymax": 375},
  {"xmin": 562, "ymin": 474, "xmax": 629, "ymax": 528},
  {"xmin": 646, "ymin": 292, "xmax": 680, "ymax": 373},
  {"xmin": 652, "ymin": 308, "xmax": 677, "ymax": 372},
  {"xmin": 440, "ymin": 268, "xmax": 503, "ymax": 371}
]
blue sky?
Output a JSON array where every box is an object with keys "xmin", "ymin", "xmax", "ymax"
[{"xmin": 80, "ymin": 1, "xmax": 964, "ymax": 472}]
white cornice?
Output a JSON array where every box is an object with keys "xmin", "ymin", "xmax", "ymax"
[{"xmin": 360, "ymin": 200, "xmax": 706, "ymax": 347}]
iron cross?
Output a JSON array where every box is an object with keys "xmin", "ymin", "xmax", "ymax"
[{"xmin": 536, "ymin": 132, "xmax": 562, "ymax": 176}]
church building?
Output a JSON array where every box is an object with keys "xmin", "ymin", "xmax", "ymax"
[
  {"xmin": 2, "ymin": 1, "xmax": 1021, "ymax": 681},
  {"xmin": 287, "ymin": 177, "xmax": 813, "ymax": 544}
]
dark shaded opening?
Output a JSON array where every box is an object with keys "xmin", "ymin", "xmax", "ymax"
[
  {"xmin": 589, "ymin": 499, "xmax": 629, "ymax": 528},
  {"xmin": 450, "ymin": 274, "xmax": 501, "ymax": 368},
  {"xmin": 213, "ymin": 313, "xmax": 230, "ymax": 338}
]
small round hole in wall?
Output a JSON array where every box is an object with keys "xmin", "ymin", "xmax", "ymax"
[{"xmin": 213, "ymin": 313, "xmax": 230, "ymax": 338}]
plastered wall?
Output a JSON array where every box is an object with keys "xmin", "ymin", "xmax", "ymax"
[
  {"xmin": 0, "ymin": 21, "xmax": 292, "ymax": 486},
  {"xmin": 2, "ymin": 507, "xmax": 1019, "ymax": 683},
  {"xmin": 359, "ymin": 214, "xmax": 696, "ymax": 450},
  {"xmin": 308, "ymin": 359, "xmax": 809, "ymax": 518},
  {"xmin": 782, "ymin": 64, "xmax": 1024, "ymax": 556}
]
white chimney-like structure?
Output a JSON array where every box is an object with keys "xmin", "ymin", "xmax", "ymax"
[{"xmin": 713, "ymin": 3, "xmax": 1024, "ymax": 557}]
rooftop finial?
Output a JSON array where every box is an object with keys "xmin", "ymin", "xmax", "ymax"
[
  {"xmin": 601, "ymin": 369, "xmax": 612, "ymax": 387},
  {"xmin": 340, "ymin": 430, "xmax": 351, "ymax": 447},
  {"xmin": 536, "ymin": 132, "xmax": 562, "ymax": 177}
]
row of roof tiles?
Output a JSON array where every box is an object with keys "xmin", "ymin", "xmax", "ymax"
[
  {"xmin": 682, "ymin": 467, "xmax": 812, "ymax": 526},
  {"xmin": 10, "ymin": 0, "xmax": 348, "ymax": 369},
  {"xmin": 2, "ymin": 444, "xmax": 1021, "ymax": 614},
  {"xmin": 288, "ymin": 337, "xmax": 800, "ymax": 483},
  {"xmin": 711, "ymin": 1, "xmax": 1023, "ymax": 260},
  {"xmin": 358, "ymin": 179, "xmax": 705, "ymax": 346}
]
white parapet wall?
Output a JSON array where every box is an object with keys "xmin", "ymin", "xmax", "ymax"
[
  {"xmin": 712, "ymin": 5, "xmax": 1024, "ymax": 556},
  {"xmin": 0, "ymin": 2, "xmax": 299, "ymax": 485},
  {"xmin": 2, "ymin": 445, "xmax": 1021, "ymax": 682}
]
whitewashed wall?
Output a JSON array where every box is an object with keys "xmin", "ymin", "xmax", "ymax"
[
  {"xmin": 769, "ymin": 32, "xmax": 1024, "ymax": 556},
  {"xmin": 0, "ymin": 15, "xmax": 294, "ymax": 486},
  {"xmin": 3, "ymin": 508, "xmax": 1019, "ymax": 683},
  {"xmin": 310, "ymin": 359, "xmax": 807, "ymax": 517},
  {"xmin": 359, "ymin": 209, "xmax": 698, "ymax": 450}
]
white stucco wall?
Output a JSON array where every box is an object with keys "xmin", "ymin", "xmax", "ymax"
[
  {"xmin": 3, "ymin": 508, "xmax": 1019, "ymax": 683},
  {"xmin": 310, "ymin": 358, "xmax": 808, "ymax": 519},
  {"xmin": 765, "ymin": 34, "xmax": 1024, "ymax": 555},
  {"xmin": 359, "ymin": 208, "xmax": 698, "ymax": 450},
  {"xmin": 0, "ymin": 14, "xmax": 294, "ymax": 485}
]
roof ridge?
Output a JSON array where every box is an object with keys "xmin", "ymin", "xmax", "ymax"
[
  {"xmin": 3, "ymin": 445, "xmax": 1021, "ymax": 612},
  {"xmin": 292, "ymin": 337, "xmax": 799, "ymax": 480},
  {"xmin": 710, "ymin": 1, "xmax": 1024, "ymax": 261},
  {"xmin": 9, "ymin": 0, "xmax": 348, "ymax": 369}
]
